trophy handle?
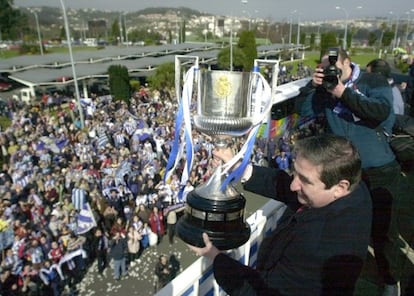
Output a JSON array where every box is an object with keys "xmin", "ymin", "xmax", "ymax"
[
  {"xmin": 220, "ymin": 60, "xmax": 279, "ymax": 188},
  {"xmin": 248, "ymin": 59, "xmax": 280, "ymax": 126},
  {"xmin": 253, "ymin": 59, "xmax": 280, "ymax": 103},
  {"xmin": 175, "ymin": 55, "xmax": 200, "ymax": 105}
]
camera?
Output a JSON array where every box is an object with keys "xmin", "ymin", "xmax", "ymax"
[{"xmin": 322, "ymin": 48, "xmax": 342, "ymax": 90}]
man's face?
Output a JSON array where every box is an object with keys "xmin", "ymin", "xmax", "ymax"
[{"xmin": 290, "ymin": 155, "xmax": 336, "ymax": 208}]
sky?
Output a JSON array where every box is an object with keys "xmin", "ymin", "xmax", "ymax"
[{"xmin": 13, "ymin": 0, "xmax": 413, "ymax": 21}]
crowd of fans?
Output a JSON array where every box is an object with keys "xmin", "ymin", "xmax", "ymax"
[
  {"xmin": 0, "ymin": 82, "xmax": 232, "ymax": 295},
  {"xmin": 0, "ymin": 63, "xmax": 311, "ymax": 295}
]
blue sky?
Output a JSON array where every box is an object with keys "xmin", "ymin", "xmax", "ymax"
[{"xmin": 14, "ymin": 0, "xmax": 413, "ymax": 21}]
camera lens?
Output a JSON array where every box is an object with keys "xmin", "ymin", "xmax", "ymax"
[{"xmin": 322, "ymin": 65, "xmax": 340, "ymax": 90}]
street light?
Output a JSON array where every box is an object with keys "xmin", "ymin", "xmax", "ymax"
[
  {"xmin": 335, "ymin": 6, "xmax": 362, "ymax": 50},
  {"xmin": 59, "ymin": 0, "xmax": 85, "ymax": 129},
  {"xmin": 241, "ymin": 0, "xmax": 251, "ymax": 31},
  {"xmin": 32, "ymin": 11, "xmax": 43, "ymax": 56},
  {"xmin": 288, "ymin": 10, "xmax": 298, "ymax": 45},
  {"xmin": 242, "ymin": 10, "xmax": 251, "ymax": 30},
  {"xmin": 296, "ymin": 14, "xmax": 301, "ymax": 48},
  {"xmin": 28, "ymin": 8, "xmax": 43, "ymax": 55},
  {"xmin": 406, "ymin": 9, "xmax": 414, "ymax": 46},
  {"xmin": 119, "ymin": 12, "xmax": 129, "ymax": 46},
  {"xmin": 204, "ymin": 20, "xmax": 208, "ymax": 43},
  {"xmin": 336, "ymin": 6, "xmax": 349, "ymax": 50},
  {"xmin": 393, "ymin": 14, "xmax": 400, "ymax": 49}
]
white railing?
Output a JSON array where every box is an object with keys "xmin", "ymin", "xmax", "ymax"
[{"xmin": 156, "ymin": 199, "xmax": 287, "ymax": 296}]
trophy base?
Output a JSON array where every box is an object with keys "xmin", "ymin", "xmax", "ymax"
[{"xmin": 176, "ymin": 189, "xmax": 251, "ymax": 250}]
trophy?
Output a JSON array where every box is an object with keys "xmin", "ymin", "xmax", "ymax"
[{"xmin": 166, "ymin": 56, "xmax": 279, "ymax": 250}]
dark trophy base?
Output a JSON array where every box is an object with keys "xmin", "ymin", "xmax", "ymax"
[{"xmin": 176, "ymin": 189, "xmax": 251, "ymax": 250}]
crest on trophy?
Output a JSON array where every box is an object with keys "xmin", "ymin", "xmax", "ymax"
[{"xmin": 164, "ymin": 55, "xmax": 279, "ymax": 250}]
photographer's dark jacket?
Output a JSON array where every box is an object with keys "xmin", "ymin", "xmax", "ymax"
[
  {"xmin": 299, "ymin": 63, "xmax": 395, "ymax": 169},
  {"xmin": 212, "ymin": 167, "xmax": 372, "ymax": 296}
]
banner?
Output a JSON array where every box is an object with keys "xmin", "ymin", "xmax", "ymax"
[{"xmin": 76, "ymin": 203, "xmax": 97, "ymax": 235}]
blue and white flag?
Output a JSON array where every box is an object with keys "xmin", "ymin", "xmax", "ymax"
[{"xmin": 76, "ymin": 203, "xmax": 97, "ymax": 235}]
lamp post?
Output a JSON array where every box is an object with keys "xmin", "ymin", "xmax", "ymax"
[
  {"xmin": 405, "ymin": 9, "xmax": 414, "ymax": 47},
  {"xmin": 336, "ymin": 6, "xmax": 349, "ymax": 50},
  {"xmin": 288, "ymin": 10, "xmax": 297, "ymax": 45},
  {"xmin": 204, "ymin": 20, "xmax": 208, "ymax": 43},
  {"xmin": 393, "ymin": 14, "xmax": 400, "ymax": 49},
  {"xmin": 296, "ymin": 14, "xmax": 301, "ymax": 48},
  {"xmin": 230, "ymin": 16, "xmax": 233, "ymax": 71},
  {"xmin": 32, "ymin": 11, "xmax": 43, "ymax": 56},
  {"xmin": 242, "ymin": 10, "xmax": 251, "ymax": 30},
  {"xmin": 119, "ymin": 13, "xmax": 124, "ymax": 45},
  {"xmin": 123, "ymin": 12, "xmax": 129, "ymax": 46},
  {"xmin": 241, "ymin": 0, "xmax": 251, "ymax": 31},
  {"xmin": 59, "ymin": 0, "xmax": 85, "ymax": 129}
]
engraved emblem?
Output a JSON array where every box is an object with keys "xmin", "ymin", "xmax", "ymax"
[{"xmin": 214, "ymin": 75, "xmax": 232, "ymax": 99}]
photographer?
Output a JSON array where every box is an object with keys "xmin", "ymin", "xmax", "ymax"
[{"xmin": 298, "ymin": 48, "xmax": 402, "ymax": 296}]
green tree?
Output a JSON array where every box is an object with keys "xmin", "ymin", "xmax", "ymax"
[
  {"xmin": 319, "ymin": 32, "xmax": 339, "ymax": 60},
  {"xmin": 108, "ymin": 65, "xmax": 131, "ymax": 102},
  {"xmin": 368, "ymin": 32, "xmax": 377, "ymax": 47},
  {"xmin": 300, "ymin": 32, "xmax": 306, "ymax": 46},
  {"xmin": 128, "ymin": 29, "xmax": 162, "ymax": 45},
  {"xmin": 0, "ymin": 0, "xmax": 28, "ymax": 40},
  {"xmin": 309, "ymin": 33, "xmax": 316, "ymax": 50},
  {"xmin": 382, "ymin": 31, "xmax": 394, "ymax": 47},
  {"xmin": 111, "ymin": 20, "xmax": 121, "ymax": 44},
  {"xmin": 217, "ymin": 46, "xmax": 246, "ymax": 71},
  {"xmin": 59, "ymin": 26, "xmax": 66, "ymax": 40},
  {"xmin": 237, "ymin": 30, "xmax": 258, "ymax": 71},
  {"xmin": 180, "ymin": 20, "xmax": 186, "ymax": 43},
  {"xmin": 147, "ymin": 62, "xmax": 175, "ymax": 90},
  {"xmin": 346, "ymin": 31, "xmax": 353, "ymax": 49}
]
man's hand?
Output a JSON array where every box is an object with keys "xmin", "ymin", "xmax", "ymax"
[
  {"xmin": 212, "ymin": 147, "xmax": 234, "ymax": 165},
  {"xmin": 327, "ymin": 78, "xmax": 346, "ymax": 98},
  {"xmin": 312, "ymin": 66, "xmax": 325, "ymax": 87},
  {"xmin": 188, "ymin": 233, "xmax": 220, "ymax": 261}
]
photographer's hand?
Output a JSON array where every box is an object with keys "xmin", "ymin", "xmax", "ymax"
[
  {"xmin": 312, "ymin": 66, "xmax": 324, "ymax": 87},
  {"xmin": 328, "ymin": 78, "xmax": 346, "ymax": 98}
]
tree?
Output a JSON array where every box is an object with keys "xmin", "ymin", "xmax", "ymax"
[
  {"xmin": 300, "ymin": 32, "xmax": 306, "ymax": 46},
  {"xmin": 108, "ymin": 65, "xmax": 131, "ymax": 102},
  {"xmin": 0, "ymin": 0, "xmax": 28, "ymax": 40},
  {"xmin": 111, "ymin": 20, "xmax": 120, "ymax": 45},
  {"xmin": 382, "ymin": 31, "xmax": 394, "ymax": 47},
  {"xmin": 309, "ymin": 33, "xmax": 316, "ymax": 50},
  {"xmin": 346, "ymin": 31, "xmax": 353, "ymax": 49},
  {"xmin": 217, "ymin": 46, "xmax": 246, "ymax": 71},
  {"xmin": 237, "ymin": 30, "xmax": 258, "ymax": 71},
  {"xmin": 368, "ymin": 32, "xmax": 377, "ymax": 47},
  {"xmin": 180, "ymin": 20, "xmax": 186, "ymax": 43},
  {"xmin": 128, "ymin": 28, "xmax": 162, "ymax": 45},
  {"xmin": 319, "ymin": 32, "xmax": 339, "ymax": 60},
  {"xmin": 147, "ymin": 62, "xmax": 175, "ymax": 90}
]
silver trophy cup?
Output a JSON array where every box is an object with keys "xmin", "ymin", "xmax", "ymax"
[{"xmin": 174, "ymin": 56, "xmax": 278, "ymax": 250}]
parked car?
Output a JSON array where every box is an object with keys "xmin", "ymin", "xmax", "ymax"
[{"xmin": 0, "ymin": 81, "xmax": 12, "ymax": 92}]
